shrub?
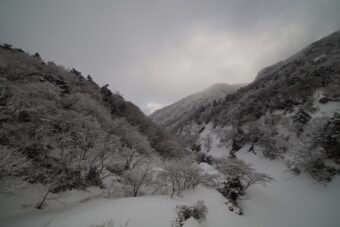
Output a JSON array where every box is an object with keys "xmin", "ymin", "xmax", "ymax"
[
  {"xmin": 173, "ymin": 200, "xmax": 207, "ymax": 227},
  {"xmin": 217, "ymin": 177, "xmax": 244, "ymax": 203},
  {"xmin": 51, "ymin": 168, "xmax": 85, "ymax": 193},
  {"xmin": 304, "ymin": 158, "xmax": 336, "ymax": 182},
  {"xmin": 85, "ymin": 166, "xmax": 103, "ymax": 188},
  {"xmin": 217, "ymin": 177, "xmax": 245, "ymax": 215}
]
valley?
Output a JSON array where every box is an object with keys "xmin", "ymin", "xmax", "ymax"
[{"xmin": 0, "ymin": 14, "xmax": 340, "ymax": 227}]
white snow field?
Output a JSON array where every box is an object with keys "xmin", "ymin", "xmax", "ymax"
[{"xmin": 1, "ymin": 140, "xmax": 340, "ymax": 227}]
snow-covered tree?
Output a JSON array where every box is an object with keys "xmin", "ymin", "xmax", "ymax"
[
  {"xmin": 289, "ymin": 117, "xmax": 336, "ymax": 182},
  {"xmin": 0, "ymin": 146, "xmax": 30, "ymax": 193},
  {"xmin": 217, "ymin": 157, "xmax": 274, "ymax": 190},
  {"xmin": 121, "ymin": 165, "xmax": 152, "ymax": 197},
  {"xmin": 0, "ymin": 146, "xmax": 29, "ymax": 180},
  {"xmin": 158, "ymin": 159, "xmax": 203, "ymax": 197}
]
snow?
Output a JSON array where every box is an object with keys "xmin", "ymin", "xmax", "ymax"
[
  {"xmin": 236, "ymin": 148, "xmax": 340, "ymax": 227},
  {"xmin": 313, "ymin": 54, "xmax": 326, "ymax": 63},
  {"xmin": 0, "ymin": 182, "xmax": 103, "ymax": 217},
  {"xmin": 1, "ymin": 162, "xmax": 340, "ymax": 227},
  {"xmin": 198, "ymin": 163, "xmax": 219, "ymax": 176},
  {"xmin": 199, "ymin": 126, "xmax": 340, "ymax": 227},
  {"xmin": 312, "ymin": 90, "xmax": 340, "ymax": 118},
  {"xmin": 313, "ymin": 101, "xmax": 340, "ymax": 118},
  {"xmin": 1, "ymin": 128, "xmax": 340, "ymax": 227},
  {"xmin": 182, "ymin": 217, "xmax": 201, "ymax": 227},
  {"xmin": 199, "ymin": 123, "xmax": 227, "ymax": 158}
]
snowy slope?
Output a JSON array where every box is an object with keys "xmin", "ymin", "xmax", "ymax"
[
  {"xmin": 149, "ymin": 83, "xmax": 243, "ymax": 132},
  {"xmin": 1, "ymin": 140, "xmax": 340, "ymax": 227}
]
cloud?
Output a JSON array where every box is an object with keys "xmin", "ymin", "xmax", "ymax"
[
  {"xmin": 143, "ymin": 102, "xmax": 167, "ymax": 115},
  {"xmin": 1, "ymin": 0, "xmax": 339, "ymax": 111}
]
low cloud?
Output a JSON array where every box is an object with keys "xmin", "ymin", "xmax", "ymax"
[{"xmin": 143, "ymin": 102, "xmax": 167, "ymax": 115}]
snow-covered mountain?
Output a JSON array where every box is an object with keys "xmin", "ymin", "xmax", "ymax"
[
  {"xmin": 157, "ymin": 31, "xmax": 340, "ymax": 182},
  {"xmin": 0, "ymin": 44, "xmax": 187, "ymax": 198},
  {"xmin": 150, "ymin": 83, "xmax": 243, "ymax": 132},
  {"xmin": 1, "ymin": 32, "xmax": 340, "ymax": 227}
]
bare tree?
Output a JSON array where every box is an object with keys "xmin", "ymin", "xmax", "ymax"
[
  {"xmin": 243, "ymin": 171, "xmax": 274, "ymax": 190},
  {"xmin": 121, "ymin": 165, "xmax": 152, "ymax": 197},
  {"xmin": 91, "ymin": 133, "xmax": 121, "ymax": 173},
  {"xmin": 120, "ymin": 147, "xmax": 145, "ymax": 170},
  {"xmin": 0, "ymin": 146, "xmax": 29, "ymax": 193},
  {"xmin": 35, "ymin": 186, "xmax": 68, "ymax": 209},
  {"xmin": 158, "ymin": 159, "xmax": 203, "ymax": 197}
]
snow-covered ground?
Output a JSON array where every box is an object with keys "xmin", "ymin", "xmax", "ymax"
[{"xmin": 1, "ymin": 130, "xmax": 340, "ymax": 227}]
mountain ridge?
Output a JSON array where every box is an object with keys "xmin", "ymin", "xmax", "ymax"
[
  {"xmin": 150, "ymin": 30, "xmax": 340, "ymax": 182},
  {"xmin": 150, "ymin": 82, "xmax": 244, "ymax": 132}
]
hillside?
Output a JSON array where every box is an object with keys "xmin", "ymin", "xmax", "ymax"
[
  {"xmin": 154, "ymin": 31, "xmax": 340, "ymax": 182},
  {"xmin": 150, "ymin": 83, "xmax": 242, "ymax": 132},
  {"xmin": 0, "ymin": 44, "xmax": 187, "ymax": 197}
]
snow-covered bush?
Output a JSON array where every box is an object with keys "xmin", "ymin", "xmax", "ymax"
[
  {"xmin": 158, "ymin": 159, "xmax": 203, "ymax": 197},
  {"xmin": 218, "ymin": 177, "xmax": 244, "ymax": 215},
  {"xmin": 216, "ymin": 156, "xmax": 273, "ymax": 214},
  {"xmin": 217, "ymin": 157, "xmax": 273, "ymax": 215},
  {"xmin": 85, "ymin": 166, "xmax": 104, "ymax": 188},
  {"xmin": 172, "ymin": 200, "xmax": 207, "ymax": 227},
  {"xmin": 218, "ymin": 177, "xmax": 244, "ymax": 204},
  {"xmin": 217, "ymin": 157, "xmax": 274, "ymax": 190}
]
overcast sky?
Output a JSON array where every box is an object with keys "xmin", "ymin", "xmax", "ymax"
[{"xmin": 1, "ymin": 0, "xmax": 340, "ymax": 113}]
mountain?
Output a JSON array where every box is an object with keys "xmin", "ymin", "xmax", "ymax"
[
  {"xmin": 155, "ymin": 31, "xmax": 340, "ymax": 182},
  {"xmin": 0, "ymin": 34, "xmax": 339, "ymax": 227},
  {"xmin": 150, "ymin": 83, "xmax": 243, "ymax": 132},
  {"xmin": 0, "ymin": 44, "xmax": 186, "ymax": 194}
]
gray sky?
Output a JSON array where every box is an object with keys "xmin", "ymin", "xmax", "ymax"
[{"xmin": 1, "ymin": 0, "xmax": 340, "ymax": 114}]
